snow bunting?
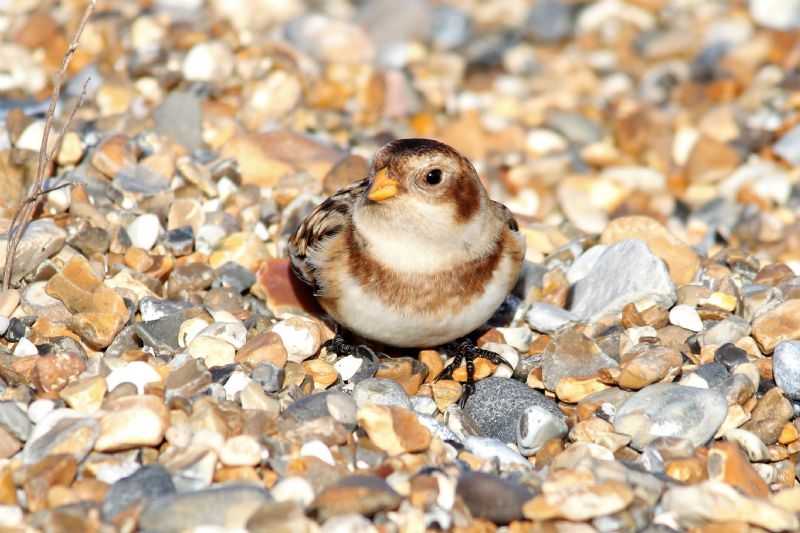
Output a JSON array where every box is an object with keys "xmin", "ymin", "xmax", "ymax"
[{"xmin": 289, "ymin": 138, "xmax": 525, "ymax": 398}]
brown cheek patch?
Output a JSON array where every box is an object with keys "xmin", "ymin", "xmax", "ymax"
[
  {"xmin": 344, "ymin": 225, "xmax": 505, "ymax": 318},
  {"xmin": 451, "ymin": 178, "xmax": 480, "ymax": 224}
]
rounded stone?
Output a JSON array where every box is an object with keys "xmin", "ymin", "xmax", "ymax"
[
  {"xmin": 614, "ymin": 382, "xmax": 728, "ymax": 451},
  {"xmin": 774, "ymin": 340, "xmax": 800, "ymax": 400}
]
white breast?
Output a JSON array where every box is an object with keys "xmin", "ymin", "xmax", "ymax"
[{"xmin": 331, "ymin": 254, "xmax": 516, "ymax": 347}]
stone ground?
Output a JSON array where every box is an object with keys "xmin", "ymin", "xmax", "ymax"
[{"xmin": 2, "ymin": 0, "xmax": 800, "ymax": 531}]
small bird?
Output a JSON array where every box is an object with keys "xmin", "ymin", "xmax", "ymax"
[{"xmin": 289, "ymin": 138, "xmax": 525, "ymax": 402}]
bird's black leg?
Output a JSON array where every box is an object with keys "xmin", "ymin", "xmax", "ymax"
[
  {"xmin": 435, "ymin": 338, "xmax": 513, "ymax": 408},
  {"xmin": 322, "ymin": 334, "xmax": 380, "ymax": 363}
]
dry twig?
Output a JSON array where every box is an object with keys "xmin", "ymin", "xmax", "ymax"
[{"xmin": 2, "ymin": 0, "xmax": 96, "ymax": 291}]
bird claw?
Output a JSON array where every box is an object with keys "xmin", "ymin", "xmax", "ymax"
[
  {"xmin": 322, "ymin": 335, "xmax": 381, "ymax": 363},
  {"xmin": 434, "ymin": 338, "xmax": 513, "ymax": 408}
]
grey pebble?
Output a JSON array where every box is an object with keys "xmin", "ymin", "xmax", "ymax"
[
  {"xmin": 465, "ymin": 377, "xmax": 562, "ymax": 443},
  {"xmin": 103, "ymin": 464, "xmax": 176, "ymax": 520},
  {"xmin": 615, "ymin": 382, "xmax": 728, "ymax": 451},
  {"xmin": 774, "ymin": 340, "xmax": 800, "ymax": 400},
  {"xmin": 140, "ymin": 484, "xmax": 271, "ymax": 533},
  {"xmin": 569, "ymin": 240, "xmax": 676, "ymax": 323},
  {"xmin": 352, "ymin": 378, "xmax": 412, "ymax": 409}
]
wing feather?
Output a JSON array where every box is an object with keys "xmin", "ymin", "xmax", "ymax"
[{"xmin": 288, "ymin": 177, "xmax": 369, "ymax": 291}]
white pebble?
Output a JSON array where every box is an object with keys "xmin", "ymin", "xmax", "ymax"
[
  {"xmin": 271, "ymin": 476, "xmax": 315, "ymax": 506},
  {"xmin": 0, "ymin": 505, "xmax": 22, "ymax": 527},
  {"xmin": 300, "ymin": 439, "xmax": 335, "ymax": 465},
  {"xmin": 182, "ymin": 41, "xmax": 235, "ymax": 82},
  {"xmin": 197, "ymin": 321, "xmax": 247, "ymax": 349},
  {"xmin": 482, "ymin": 342, "xmax": 519, "ymax": 378},
  {"xmin": 495, "ymin": 327, "xmax": 532, "ymax": 353},
  {"xmin": 27, "ymin": 399, "xmax": 56, "ymax": 424},
  {"xmin": 669, "ymin": 304, "xmax": 703, "ymax": 332},
  {"xmin": 105, "ymin": 361, "xmax": 162, "ymax": 394},
  {"xmin": 224, "ymin": 371, "xmax": 252, "ymax": 400},
  {"xmin": 334, "ymin": 355, "xmax": 363, "ymax": 381},
  {"xmin": 271, "ymin": 320, "xmax": 320, "ymax": 362},
  {"xmin": 127, "ymin": 213, "xmax": 161, "ymax": 250},
  {"xmin": 13, "ymin": 337, "xmax": 38, "ymax": 356}
]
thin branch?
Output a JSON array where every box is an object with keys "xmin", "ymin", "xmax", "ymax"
[
  {"xmin": 46, "ymin": 79, "xmax": 89, "ymax": 161},
  {"xmin": 2, "ymin": 0, "xmax": 96, "ymax": 291}
]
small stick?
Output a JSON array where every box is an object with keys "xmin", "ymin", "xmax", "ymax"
[{"xmin": 2, "ymin": 0, "xmax": 96, "ymax": 291}]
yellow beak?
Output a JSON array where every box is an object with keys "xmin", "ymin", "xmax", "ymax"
[{"xmin": 366, "ymin": 167, "xmax": 399, "ymax": 202}]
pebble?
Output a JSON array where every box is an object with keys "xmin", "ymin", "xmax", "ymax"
[
  {"xmin": 752, "ymin": 299, "xmax": 800, "ymax": 354},
  {"xmin": 102, "ymin": 464, "xmax": 175, "ymax": 519},
  {"xmin": 182, "ymin": 41, "xmax": 235, "ymax": 82},
  {"xmin": 517, "ymin": 404, "xmax": 568, "ymax": 455},
  {"xmin": 105, "ymin": 361, "xmax": 161, "ymax": 394},
  {"xmin": 95, "ymin": 395, "xmax": 169, "ymax": 452},
  {"xmin": 22, "ymin": 411, "xmax": 98, "ymax": 465},
  {"xmin": 569, "ymin": 240, "xmax": 676, "ymax": 322},
  {"xmin": 618, "ymin": 346, "xmax": 683, "ymax": 390},
  {"xmin": 236, "ymin": 331, "xmax": 288, "ymax": 368},
  {"xmin": 601, "ymin": 216, "xmax": 699, "ymax": 286},
  {"xmin": 270, "ymin": 317, "xmax": 323, "ymax": 363},
  {"xmin": 352, "ymin": 378, "xmax": 412, "ymax": 410},
  {"xmin": 139, "ymin": 484, "xmax": 271, "ymax": 532},
  {"xmin": 741, "ymin": 387, "xmax": 793, "ymax": 445},
  {"xmin": 615, "ymin": 383, "xmax": 728, "ymax": 450},
  {"xmin": 356, "ymin": 405, "xmax": 431, "ymax": 456},
  {"xmin": 0, "ymin": 401, "xmax": 31, "ymax": 441},
  {"xmin": 464, "ymin": 377, "xmax": 563, "ymax": 443},
  {"xmin": 669, "ymin": 304, "xmax": 703, "ymax": 332},
  {"xmin": 0, "ymin": 220, "xmax": 66, "ymax": 284},
  {"xmin": 311, "ymin": 476, "xmax": 401, "ymax": 522},
  {"xmin": 523, "ymin": 479, "xmax": 634, "ymax": 521},
  {"xmin": 661, "ymin": 481, "xmax": 799, "ymax": 531},
  {"xmin": 463, "ymin": 436, "xmax": 531, "ymax": 469},
  {"xmin": 456, "ymin": 471, "xmax": 531, "ymax": 524},
  {"xmin": 774, "ymin": 340, "xmax": 800, "ymax": 400},
  {"xmin": 542, "ymin": 327, "xmax": 617, "ymax": 391},
  {"xmin": 525, "ymin": 302, "xmax": 578, "ymax": 334}
]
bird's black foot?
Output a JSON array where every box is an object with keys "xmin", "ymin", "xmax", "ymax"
[
  {"xmin": 322, "ymin": 335, "xmax": 381, "ymax": 363},
  {"xmin": 435, "ymin": 338, "xmax": 513, "ymax": 408}
]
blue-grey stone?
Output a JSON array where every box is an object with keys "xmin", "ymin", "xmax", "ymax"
[
  {"xmin": 155, "ymin": 91, "xmax": 204, "ymax": 152},
  {"xmin": 0, "ymin": 401, "xmax": 31, "ymax": 441},
  {"xmin": 525, "ymin": 0, "xmax": 572, "ymax": 43},
  {"xmin": 213, "ymin": 262, "xmax": 256, "ymax": 293},
  {"xmin": 139, "ymin": 297, "xmax": 196, "ymax": 322},
  {"xmin": 103, "ymin": 464, "xmax": 176, "ymax": 519},
  {"xmin": 774, "ymin": 340, "xmax": 800, "ymax": 400},
  {"xmin": 464, "ymin": 377, "xmax": 563, "ymax": 443},
  {"xmin": 691, "ymin": 362, "xmax": 729, "ymax": 388},
  {"xmin": 283, "ymin": 390, "xmax": 357, "ymax": 430},
  {"xmin": 252, "ymin": 362, "xmax": 285, "ymax": 393},
  {"xmin": 715, "ymin": 343, "xmax": 749, "ymax": 370},
  {"xmin": 431, "ymin": 6, "xmax": 472, "ymax": 49}
]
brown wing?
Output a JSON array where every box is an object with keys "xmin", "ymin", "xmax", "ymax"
[
  {"xmin": 288, "ymin": 177, "xmax": 370, "ymax": 292},
  {"xmin": 492, "ymin": 199, "xmax": 526, "ymax": 257}
]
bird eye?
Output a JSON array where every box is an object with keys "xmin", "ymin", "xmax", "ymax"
[{"xmin": 425, "ymin": 169, "xmax": 442, "ymax": 185}]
